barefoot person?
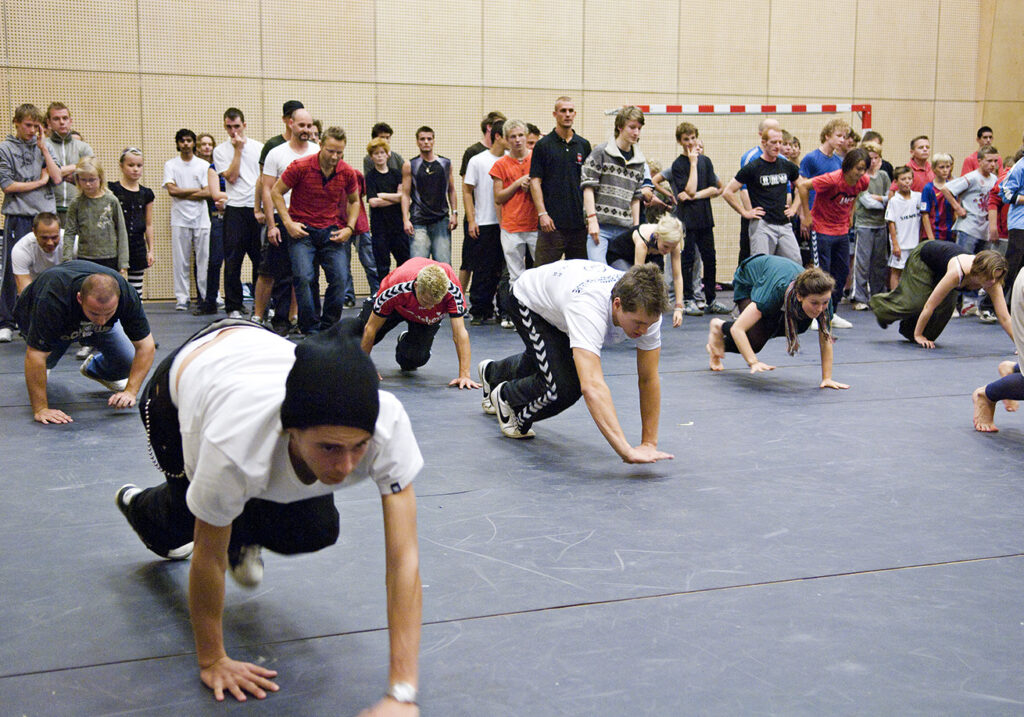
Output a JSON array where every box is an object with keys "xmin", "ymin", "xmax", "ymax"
[
  {"xmin": 115, "ymin": 320, "xmax": 423, "ymax": 713},
  {"xmin": 706, "ymin": 254, "xmax": 848, "ymax": 389},
  {"xmin": 972, "ymin": 266, "xmax": 1024, "ymax": 432},
  {"xmin": 869, "ymin": 241, "xmax": 1011, "ymax": 348}
]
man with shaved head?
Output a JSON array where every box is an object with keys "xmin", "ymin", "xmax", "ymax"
[{"xmin": 13, "ymin": 260, "xmax": 155, "ymax": 424}]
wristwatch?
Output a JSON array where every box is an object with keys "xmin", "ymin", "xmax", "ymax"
[{"xmin": 386, "ymin": 681, "xmax": 418, "ymax": 704}]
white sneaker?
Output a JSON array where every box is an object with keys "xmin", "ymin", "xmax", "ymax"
[
  {"xmin": 851, "ymin": 302, "xmax": 869, "ymax": 311},
  {"xmin": 227, "ymin": 310, "xmax": 243, "ymax": 319},
  {"xmin": 0, "ymin": 327, "xmax": 12, "ymax": 342},
  {"xmin": 478, "ymin": 359, "xmax": 496, "ymax": 415},
  {"xmin": 80, "ymin": 355, "xmax": 128, "ymax": 392},
  {"xmin": 491, "ymin": 382, "xmax": 535, "ymax": 439},
  {"xmin": 961, "ymin": 301, "xmax": 978, "ymax": 317},
  {"xmin": 979, "ymin": 310, "xmax": 998, "ymax": 324},
  {"xmin": 500, "ymin": 317, "xmax": 514, "ymax": 330},
  {"xmin": 75, "ymin": 344, "xmax": 93, "ymax": 360},
  {"xmin": 229, "ymin": 545, "xmax": 264, "ymax": 588},
  {"xmin": 174, "ymin": 301, "xmax": 188, "ymax": 312},
  {"xmin": 831, "ymin": 315, "xmax": 853, "ymax": 329}
]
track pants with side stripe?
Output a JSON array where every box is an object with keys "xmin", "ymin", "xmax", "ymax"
[{"xmin": 489, "ymin": 294, "xmax": 582, "ymax": 430}]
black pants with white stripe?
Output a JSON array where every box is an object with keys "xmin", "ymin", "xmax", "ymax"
[{"xmin": 489, "ymin": 294, "xmax": 582, "ymax": 429}]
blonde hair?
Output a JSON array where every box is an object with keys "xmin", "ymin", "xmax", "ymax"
[
  {"xmin": 861, "ymin": 140, "xmax": 882, "ymax": 157},
  {"xmin": 654, "ymin": 214, "xmax": 684, "ymax": 246},
  {"xmin": 931, "ymin": 153, "xmax": 953, "ymax": 168},
  {"xmin": 415, "ymin": 264, "xmax": 450, "ymax": 304},
  {"xmin": 74, "ymin": 156, "xmax": 104, "ymax": 185},
  {"xmin": 367, "ymin": 137, "xmax": 390, "ymax": 155}
]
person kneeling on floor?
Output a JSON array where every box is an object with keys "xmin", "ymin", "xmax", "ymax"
[
  {"xmin": 14, "ymin": 260, "xmax": 155, "ymax": 424},
  {"xmin": 478, "ymin": 260, "xmax": 674, "ymax": 464},
  {"xmin": 115, "ymin": 319, "xmax": 423, "ymax": 713}
]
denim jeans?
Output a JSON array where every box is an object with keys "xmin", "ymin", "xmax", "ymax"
[
  {"xmin": 588, "ymin": 223, "xmax": 630, "ymax": 264},
  {"xmin": 345, "ymin": 231, "xmax": 380, "ymax": 301},
  {"xmin": 287, "ymin": 225, "xmax": 351, "ymax": 334},
  {"xmin": 411, "ymin": 218, "xmax": 451, "ymax": 266},
  {"xmin": 47, "ymin": 320, "xmax": 135, "ymax": 379}
]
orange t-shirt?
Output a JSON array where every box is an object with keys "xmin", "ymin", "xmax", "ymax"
[{"xmin": 489, "ymin": 152, "xmax": 538, "ymax": 232}]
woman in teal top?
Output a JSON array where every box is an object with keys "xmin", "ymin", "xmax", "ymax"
[{"xmin": 707, "ymin": 254, "xmax": 849, "ymax": 389}]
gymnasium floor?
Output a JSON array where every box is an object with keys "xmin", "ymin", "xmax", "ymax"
[{"xmin": 1, "ymin": 298, "xmax": 1022, "ymax": 716}]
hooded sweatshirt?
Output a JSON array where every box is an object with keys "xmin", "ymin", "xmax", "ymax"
[
  {"xmin": 45, "ymin": 132, "xmax": 94, "ymax": 209},
  {"xmin": 0, "ymin": 134, "xmax": 56, "ymax": 216}
]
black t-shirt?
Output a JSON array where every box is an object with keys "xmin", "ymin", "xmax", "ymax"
[
  {"xmin": 108, "ymin": 181, "xmax": 155, "ymax": 240},
  {"xmin": 670, "ymin": 154, "xmax": 718, "ymax": 230},
  {"xmin": 734, "ymin": 156, "xmax": 800, "ymax": 224},
  {"xmin": 606, "ymin": 226, "xmax": 664, "ymax": 270},
  {"xmin": 460, "ymin": 141, "xmax": 486, "ymax": 178},
  {"xmin": 13, "ymin": 260, "xmax": 150, "ymax": 351},
  {"xmin": 365, "ymin": 166, "xmax": 404, "ymax": 236},
  {"xmin": 920, "ymin": 239, "xmax": 968, "ymax": 278},
  {"xmin": 259, "ymin": 134, "xmax": 285, "ymax": 166},
  {"xmin": 529, "ymin": 129, "xmax": 592, "ymax": 231}
]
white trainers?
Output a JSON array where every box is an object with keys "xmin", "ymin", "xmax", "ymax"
[
  {"xmin": 115, "ymin": 484, "xmax": 193, "ymax": 560},
  {"xmin": 80, "ymin": 355, "xmax": 128, "ymax": 392},
  {"xmin": 979, "ymin": 310, "xmax": 998, "ymax": 324},
  {"xmin": 490, "ymin": 382, "xmax": 535, "ymax": 439},
  {"xmin": 500, "ymin": 317, "xmax": 514, "ymax": 329},
  {"xmin": 831, "ymin": 315, "xmax": 853, "ymax": 329},
  {"xmin": 478, "ymin": 359, "xmax": 496, "ymax": 415},
  {"xmin": 0, "ymin": 327, "xmax": 13, "ymax": 342},
  {"xmin": 851, "ymin": 302, "xmax": 869, "ymax": 311},
  {"xmin": 961, "ymin": 301, "xmax": 978, "ymax": 317},
  {"xmin": 230, "ymin": 545, "xmax": 264, "ymax": 588},
  {"xmin": 75, "ymin": 344, "xmax": 93, "ymax": 360}
]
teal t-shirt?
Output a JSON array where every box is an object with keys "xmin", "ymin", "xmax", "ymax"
[{"xmin": 732, "ymin": 254, "xmax": 804, "ymax": 316}]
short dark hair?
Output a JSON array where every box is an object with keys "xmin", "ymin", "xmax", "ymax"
[
  {"xmin": 978, "ymin": 145, "xmax": 999, "ymax": 158},
  {"xmin": 977, "ymin": 126, "xmax": 993, "ymax": 138},
  {"xmin": 371, "ymin": 122, "xmax": 393, "ymax": 138},
  {"xmin": 13, "ymin": 103, "xmax": 43, "ymax": 124},
  {"xmin": 611, "ymin": 263, "xmax": 669, "ymax": 317},
  {"xmin": 323, "ymin": 126, "xmax": 346, "ymax": 143},
  {"xmin": 33, "ymin": 211, "xmax": 60, "ymax": 231},
  {"xmin": 910, "ymin": 135, "xmax": 929, "ymax": 150},
  {"xmin": 223, "ymin": 107, "xmax": 245, "ymax": 123},
  {"xmin": 175, "ymin": 128, "xmax": 196, "ymax": 146},
  {"xmin": 416, "ymin": 126, "xmax": 434, "ymax": 139},
  {"xmin": 526, "ymin": 123, "xmax": 541, "ymax": 136},
  {"xmin": 282, "ymin": 100, "xmax": 304, "ymax": 117},
  {"xmin": 488, "ymin": 120, "xmax": 504, "ymax": 143},
  {"xmin": 842, "ymin": 147, "xmax": 870, "ymax": 173},
  {"xmin": 893, "ymin": 165, "xmax": 913, "ymax": 180},
  {"xmin": 46, "ymin": 102, "xmax": 69, "ymax": 120},
  {"xmin": 862, "ymin": 130, "xmax": 883, "ymax": 144},
  {"xmin": 480, "ymin": 111, "xmax": 507, "ymax": 134}
]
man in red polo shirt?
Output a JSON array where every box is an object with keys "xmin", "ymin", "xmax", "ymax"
[
  {"xmin": 270, "ymin": 126, "xmax": 360, "ymax": 334},
  {"xmin": 900, "ymin": 135, "xmax": 935, "ymax": 192},
  {"xmin": 359, "ymin": 256, "xmax": 480, "ymax": 388}
]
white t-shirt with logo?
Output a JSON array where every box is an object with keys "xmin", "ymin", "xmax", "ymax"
[
  {"xmin": 162, "ymin": 156, "xmax": 211, "ymax": 228},
  {"xmin": 885, "ymin": 191, "xmax": 924, "ymax": 251},
  {"xmin": 213, "ymin": 138, "xmax": 265, "ymax": 208},
  {"xmin": 12, "ymin": 231, "xmax": 64, "ymax": 278},
  {"xmin": 945, "ymin": 169, "xmax": 997, "ymax": 239},
  {"xmin": 512, "ymin": 259, "xmax": 662, "ymax": 356},
  {"xmin": 173, "ymin": 327, "xmax": 423, "ymax": 528},
  {"xmin": 262, "ymin": 141, "xmax": 319, "ymax": 210}
]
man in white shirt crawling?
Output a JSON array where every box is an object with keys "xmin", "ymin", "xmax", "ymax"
[{"xmin": 115, "ymin": 319, "xmax": 424, "ymax": 714}]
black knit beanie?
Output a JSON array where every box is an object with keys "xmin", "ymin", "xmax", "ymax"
[{"xmin": 280, "ymin": 319, "xmax": 379, "ymax": 433}]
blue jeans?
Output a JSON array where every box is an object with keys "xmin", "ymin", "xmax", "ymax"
[
  {"xmin": 815, "ymin": 232, "xmax": 850, "ymax": 307},
  {"xmin": 47, "ymin": 320, "xmax": 135, "ymax": 379},
  {"xmin": 588, "ymin": 223, "xmax": 630, "ymax": 264},
  {"xmin": 345, "ymin": 232, "xmax": 380, "ymax": 301},
  {"xmin": 411, "ymin": 218, "xmax": 451, "ymax": 267},
  {"xmin": 287, "ymin": 225, "xmax": 351, "ymax": 334}
]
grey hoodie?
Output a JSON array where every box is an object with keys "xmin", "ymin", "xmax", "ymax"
[
  {"xmin": 0, "ymin": 134, "xmax": 56, "ymax": 216},
  {"xmin": 46, "ymin": 132, "xmax": 94, "ymax": 209}
]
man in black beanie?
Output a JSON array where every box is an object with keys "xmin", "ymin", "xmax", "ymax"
[{"xmin": 114, "ymin": 319, "xmax": 423, "ymax": 714}]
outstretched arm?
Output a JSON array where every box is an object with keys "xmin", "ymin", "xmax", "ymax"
[
  {"xmin": 190, "ymin": 519, "xmax": 279, "ymax": 702},
  {"xmin": 818, "ymin": 329, "xmax": 849, "ymax": 389},
  {"xmin": 729, "ymin": 302, "xmax": 774, "ymax": 373},
  {"xmin": 912, "ymin": 265, "xmax": 961, "ymax": 348},
  {"xmin": 448, "ymin": 316, "xmax": 480, "ymax": 389},
  {"xmin": 573, "ymin": 347, "xmax": 672, "ymax": 463}
]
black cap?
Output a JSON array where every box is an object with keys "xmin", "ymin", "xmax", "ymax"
[
  {"xmin": 282, "ymin": 100, "xmax": 304, "ymax": 117},
  {"xmin": 280, "ymin": 319, "xmax": 379, "ymax": 434}
]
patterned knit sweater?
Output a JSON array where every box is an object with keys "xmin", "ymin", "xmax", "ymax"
[{"xmin": 580, "ymin": 141, "xmax": 646, "ymax": 227}]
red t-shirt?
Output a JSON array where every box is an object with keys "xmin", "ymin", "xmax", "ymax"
[
  {"xmin": 987, "ymin": 167, "xmax": 1011, "ymax": 239},
  {"xmin": 962, "ymin": 152, "xmax": 1004, "ymax": 177},
  {"xmin": 280, "ymin": 153, "xmax": 358, "ymax": 228},
  {"xmin": 810, "ymin": 170, "xmax": 870, "ymax": 235},
  {"xmin": 371, "ymin": 257, "xmax": 465, "ymax": 324},
  {"xmin": 489, "ymin": 152, "xmax": 537, "ymax": 232},
  {"xmin": 353, "ymin": 170, "xmax": 370, "ymax": 234}
]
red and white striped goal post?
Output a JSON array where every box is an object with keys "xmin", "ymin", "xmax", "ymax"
[{"xmin": 605, "ymin": 103, "xmax": 872, "ymax": 128}]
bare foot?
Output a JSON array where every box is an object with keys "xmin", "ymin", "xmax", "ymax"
[
  {"xmin": 707, "ymin": 319, "xmax": 725, "ymax": 371},
  {"xmin": 972, "ymin": 387, "xmax": 999, "ymax": 432},
  {"xmin": 997, "ymin": 361, "xmax": 1019, "ymax": 412}
]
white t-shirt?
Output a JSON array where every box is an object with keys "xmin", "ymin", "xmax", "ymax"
[
  {"xmin": 945, "ymin": 169, "xmax": 997, "ymax": 239},
  {"xmin": 162, "ymin": 156, "xmax": 211, "ymax": 228},
  {"xmin": 512, "ymin": 259, "xmax": 662, "ymax": 356},
  {"xmin": 464, "ymin": 150, "xmax": 502, "ymax": 226},
  {"xmin": 12, "ymin": 231, "xmax": 64, "ymax": 277},
  {"xmin": 213, "ymin": 137, "xmax": 265, "ymax": 208},
  {"xmin": 173, "ymin": 327, "xmax": 422, "ymax": 527},
  {"xmin": 885, "ymin": 191, "xmax": 924, "ymax": 251},
  {"xmin": 263, "ymin": 141, "xmax": 319, "ymax": 210}
]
